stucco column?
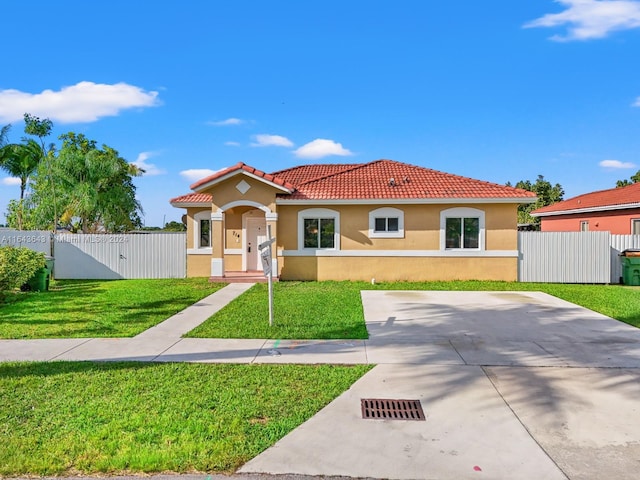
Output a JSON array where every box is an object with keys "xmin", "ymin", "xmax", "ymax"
[
  {"xmin": 266, "ymin": 212, "xmax": 278, "ymax": 275},
  {"xmin": 211, "ymin": 211, "xmax": 224, "ymax": 277}
]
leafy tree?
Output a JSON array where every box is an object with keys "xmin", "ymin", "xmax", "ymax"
[
  {"xmin": 23, "ymin": 114, "xmax": 57, "ymax": 228},
  {"xmin": 5, "ymin": 199, "xmax": 37, "ymax": 230},
  {"xmin": 28, "ymin": 133, "xmax": 143, "ymax": 233},
  {"xmin": 163, "ymin": 220, "xmax": 186, "ymax": 231},
  {"xmin": 507, "ymin": 175, "xmax": 564, "ymax": 226},
  {"xmin": 616, "ymin": 170, "xmax": 640, "ymax": 187}
]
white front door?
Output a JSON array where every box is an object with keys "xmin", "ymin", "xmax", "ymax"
[{"xmin": 245, "ymin": 217, "xmax": 267, "ymax": 271}]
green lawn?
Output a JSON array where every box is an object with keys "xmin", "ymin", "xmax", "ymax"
[
  {"xmin": 0, "ymin": 361, "xmax": 371, "ymax": 475},
  {"xmin": 0, "ymin": 279, "xmax": 226, "ymax": 339},
  {"xmin": 186, "ymin": 281, "xmax": 368, "ymax": 339},
  {"xmin": 187, "ymin": 280, "xmax": 640, "ymax": 339}
]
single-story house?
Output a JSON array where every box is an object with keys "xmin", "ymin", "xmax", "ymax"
[
  {"xmin": 170, "ymin": 159, "xmax": 536, "ymax": 281},
  {"xmin": 531, "ymin": 182, "xmax": 640, "ymax": 234}
]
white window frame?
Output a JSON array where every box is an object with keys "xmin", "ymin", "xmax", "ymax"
[
  {"xmin": 580, "ymin": 220, "xmax": 589, "ymax": 232},
  {"xmin": 632, "ymin": 219, "xmax": 640, "ymax": 235},
  {"xmin": 439, "ymin": 207, "xmax": 485, "ymax": 251},
  {"xmin": 369, "ymin": 207, "xmax": 404, "ymax": 238},
  {"xmin": 189, "ymin": 210, "xmax": 212, "ymax": 254},
  {"xmin": 298, "ymin": 208, "xmax": 340, "ymax": 250}
]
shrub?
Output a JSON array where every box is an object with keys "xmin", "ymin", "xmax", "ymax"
[{"xmin": 0, "ymin": 246, "xmax": 45, "ymax": 295}]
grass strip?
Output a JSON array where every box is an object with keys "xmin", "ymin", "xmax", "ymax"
[
  {"xmin": 0, "ymin": 361, "xmax": 372, "ymax": 475},
  {"xmin": 187, "ymin": 281, "xmax": 368, "ymax": 339},
  {"xmin": 187, "ymin": 280, "xmax": 640, "ymax": 339},
  {"xmin": 0, "ymin": 278, "xmax": 226, "ymax": 339}
]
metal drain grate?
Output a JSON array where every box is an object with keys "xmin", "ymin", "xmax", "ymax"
[{"xmin": 361, "ymin": 398, "xmax": 425, "ymax": 421}]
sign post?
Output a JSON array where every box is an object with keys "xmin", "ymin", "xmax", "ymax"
[{"xmin": 259, "ymin": 225, "xmax": 276, "ymax": 327}]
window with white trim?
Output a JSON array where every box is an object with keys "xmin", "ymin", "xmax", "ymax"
[
  {"xmin": 440, "ymin": 207, "xmax": 485, "ymax": 250},
  {"xmin": 193, "ymin": 211, "xmax": 212, "ymax": 250},
  {"xmin": 369, "ymin": 207, "xmax": 404, "ymax": 238},
  {"xmin": 298, "ymin": 208, "xmax": 340, "ymax": 250},
  {"xmin": 580, "ymin": 220, "xmax": 589, "ymax": 232},
  {"xmin": 633, "ymin": 219, "xmax": 640, "ymax": 235}
]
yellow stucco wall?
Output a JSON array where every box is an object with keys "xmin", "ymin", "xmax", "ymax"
[
  {"xmin": 202, "ymin": 176, "xmax": 279, "ymax": 212},
  {"xmin": 275, "ymin": 203, "xmax": 518, "ymax": 251},
  {"xmin": 278, "ymin": 256, "xmax": 518, "ymax": 282},
  {"xmin": 485, "ymin": 204, "xmax": 518, "ymax": 250},
  {"xmin": 187, "ymin": 255, "xmax": 210, "ymax": 277},
  {"xmin": 225, "ymin": 254, "xmax": 242, "ymax": 271}
]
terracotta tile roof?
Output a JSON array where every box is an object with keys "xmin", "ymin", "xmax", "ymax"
[
  {"xmin": 279, "ymin": 159, "xmax": 536, "ymax": 201},
  {"xmin": 190, "ymin": 162, "xmax": 295, "ymax": 192},
  {"xmin": 169, "ymin": 192, "xmax": 211, "ymax": 205},
  {"xmin": 532, "ymin": 182, "xmax": 640, "ymax": 216},
  {"xmin": 272, "ymin": 164, "xmax": 364, "ymax": 186},
  {"xmin": 171, "ymin": 159, "xmax": 536, "ymax": 206}
]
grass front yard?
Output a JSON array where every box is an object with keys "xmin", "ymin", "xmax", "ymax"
[
  {"xmin": 187, "ymin": 280, "xmax": 640, "ymax": 339},
  {"xmin": 0, "ymin": 279, "xmax": 225, "ymax": 339},
  {"xmin": 0, "ymin": 361, "xmax": 371, "ymax": 475}
]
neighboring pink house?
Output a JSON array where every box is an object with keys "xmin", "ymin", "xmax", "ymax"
[{"xmin": 531, "ymin": 182, "xmax": 640, "ymax": 234}]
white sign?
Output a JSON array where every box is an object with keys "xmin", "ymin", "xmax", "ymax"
[{"xmin": 260, "ymin": 248, "xmax": 271, "ymax": 275}]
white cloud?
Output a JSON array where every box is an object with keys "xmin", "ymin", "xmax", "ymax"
[
  {"xmin": 130, "ymin": 152, "xmax": 166, "ymax": 176},
  {"xmin": 208, "ymin": 118, "xmax": 244, "ymax": 126},
  {"xmin": 599, "ymin": 159, "xmax": 636, "ymax": 168},
  {"xmin": 0, "ymin": 81, "xmax": 160, "ymax": 124},
  {"xmin": 634, "ymin": 97, "xmax": 640, "ymax": 106},
  {"xmin": 180, "ymin": 168, "xmax": 222, "ymax": 182},
  {"xmin": 251, "ymin": 134, "xmax": 294, "ymax": 147},
  {"xmin": 524, "ymin": 0, "xmax": 640, "ymax": 41},
  {"xmin": 1, "ymin": 177, "xmax": 21, "ymax": 186},
  {"xmin": 293, "ymin": 139, "xmax": 354, "ymax": 159},
  {"xmin": 225, "ymin": 141, "xmax": 241, "ymax": 147}
]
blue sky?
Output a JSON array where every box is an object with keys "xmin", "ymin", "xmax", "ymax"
[{"xmin": 1, "ymin": 0, "xmax": 640, "ymax": 227}]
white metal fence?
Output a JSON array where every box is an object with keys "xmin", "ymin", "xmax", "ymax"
[
  {"xmin": 518, "ymin": 231, "xmax": 640, "ymax": 284},
  {"xmin": 610, "ymin": 234, "xmax": 640, "ymax": 284},
  {"xmin": 0, "ymin": 229, "xmax": 52, "ymax": 255},
  {"xmin": 0, "ymin": 230, "xmax": 186, "ymax": 279}
]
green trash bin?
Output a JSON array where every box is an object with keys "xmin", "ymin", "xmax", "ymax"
[
  {"xmin": 26, "ymin": 267, "xmax": 49, "ymax": 292},
  {"xmin": 621, "ymin": 249, "xmax": 640, "ymax": 286},
  {"xmin": 44, "ymin": 255, "xmax": 54, "ymax": 280},
  {"xmin": 23, "ymin": 256, "xmax": 54, "ymax": 292}
]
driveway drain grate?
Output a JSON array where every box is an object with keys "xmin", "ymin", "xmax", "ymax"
[{"xmin": 361, "ymin": 398, "xmax": 425, "ymax": 421}]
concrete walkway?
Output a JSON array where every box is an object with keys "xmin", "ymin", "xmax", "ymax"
[
  {"xmin": 2, "ymin": 288, "xmax": 640, "ymax": 479},
  {"xmin": 240, "ymin": 291, "xmax": 640, "ymax": 480}
]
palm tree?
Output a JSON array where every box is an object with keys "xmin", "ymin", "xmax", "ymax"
[
  {"xmin": 0, "ymin": 139, "xmax": 43, "ymax": 200},
  {"xmin": 0, "ymin": 124, "xmax": 10, "ymax": 147},
  {"xmin": 0, "ymin": 139, "xmax": 44, "ymax": 229}
]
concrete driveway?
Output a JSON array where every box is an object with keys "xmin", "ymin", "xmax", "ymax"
[{"xmin": 240, "ymin": 290, "xmax": 640, "ymax": 480}]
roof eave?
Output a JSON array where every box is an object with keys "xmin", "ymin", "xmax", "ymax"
[
  {"xmin": 532, "ymin": 202, "xmax": 640, "ymax": 217},
  {"xmin": 170, "ymin": 201, "xmax": 210, "ymax": 208},
  {"xmin": 276, "ymin": 197, "xmax": 537, "ymax": 205}
]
